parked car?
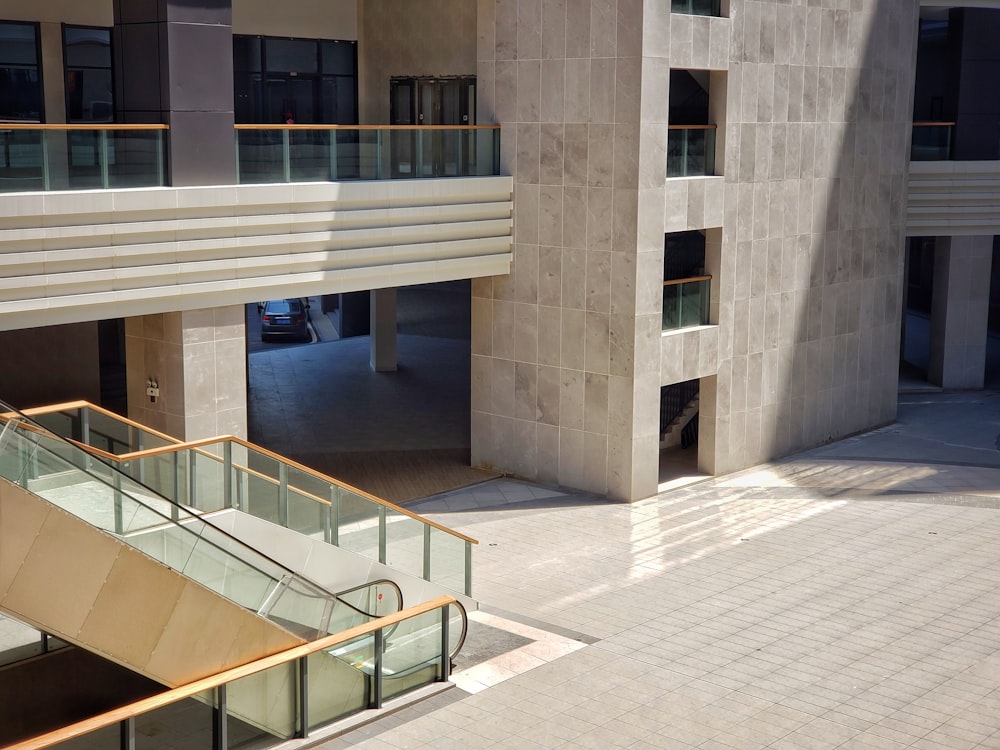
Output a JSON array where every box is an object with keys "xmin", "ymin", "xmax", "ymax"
[{"xmin": 259, "ymin": 298, "xmax": 310, "ymax": 342}]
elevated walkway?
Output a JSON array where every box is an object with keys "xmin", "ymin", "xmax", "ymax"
[{"xmin": 0, "ymin": 401, "xmax": 475, "ymax": 747}]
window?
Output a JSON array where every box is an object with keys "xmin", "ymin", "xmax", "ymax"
[
  {"xmin": 63, "ymin": 25, "xmax": 113, "ymax": 122},
  {"xmin": 0, "ymin": 21, "xmax": 42, "ymax": 121},
  {"xmin": 233, "ymin": 35, "xmax": 358, "ymax": 125}
]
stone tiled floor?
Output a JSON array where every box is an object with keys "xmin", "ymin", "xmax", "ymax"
[{"xmin": 319, "ymin": 391, "xmax": 1000, "ymax": 749}]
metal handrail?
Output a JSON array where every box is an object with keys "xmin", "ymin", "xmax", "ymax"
[
  {"xmin": 13, "ymin": 400, "xmax": 476, "ymax": 545},
  {"xmin": 235, "ymin": 124, "xmax": 499, "ymax": 131},
  {"xmin": 663, "ymin": 274, "xmax": 712, "ymax": 287},
  {"xmin": 0, "ymin": 123, "xmax": 169, "ymax": 130},
  {"xmin": 4, "ymin": 595, "xmax": 457, "ymax": 750}
]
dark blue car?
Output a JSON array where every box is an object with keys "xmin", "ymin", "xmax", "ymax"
[{"xmin": 260, "ymin": 299, "xmax": 310, "ymax": 342}]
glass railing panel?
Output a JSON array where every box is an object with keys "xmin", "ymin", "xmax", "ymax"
[
  {"xmin": 307, "ymin": 648, "xmax": 369, "ymax": 730},
  {"xmin": 132, "ymin": 695, "xmax": 214, "ymax": 750},
  {"xmin": 0, "ymin": 411, "xmax": 348, "ymax": 639},
  {"xmin": 228, "ymin": 667, "xmax": 297, "ymax": 740},
  {"xmin": 286, "ymin": 463, "xmax": 333, "ymax": 538},
  {"xmin": 911, "ymin": 122, "xmax": 954, "ymax": 161},
  {"xmin": 337, "ymin": 581, "xmax": 401, "ymax": 620},
  {"xmin": 671, "ymin": 0, "xmax": 721, "ymax": 14},
  {"xmin": 0, "ymin": 128, "xmax": 44, "ymax": 191},
  {"xmin": 428, "ymin": 527, "xmax": 468, "ymax": 594},
  {"xmin": 235, "ymin": 125, "xmax": 501, "ymax": 183},
  {"xmin": 0, "ymin": 127, "xmax": 166, "ymax": 193},
  {"xmin": 667, "ymin": 126, "xmax": 716, "ymax": 177},
  {"xmin": 379, "ymin": 608, "xmax": 445, "ymax": 702},
  {"xmin": 384, "ymin": 509, "xmax": 426, "ymax": 577},
  {"xmin": 188, "ymin": 448, "xmax": 227, "ymax": 513},
  {"xmin": 662, "ymin": 277, "xmax": 711, "ymax": 331},
  {"xmin": 335, "ymin": 486, "xmax": 382, "ymax": 560},
  {"xmin": 53, "ymin": 723, "xmax": 118, "ymax": 750}
]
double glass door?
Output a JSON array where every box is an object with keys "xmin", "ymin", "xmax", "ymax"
[{"xmin": 389, "ymin": 77, "xmax": 476, "ymax": 177}]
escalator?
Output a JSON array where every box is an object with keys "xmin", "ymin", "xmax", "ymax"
[{"xmin": 0, "ymin": 404, "xmax": 468, "ymax": 745}]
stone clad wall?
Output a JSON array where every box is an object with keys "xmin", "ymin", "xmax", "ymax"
[{"xmin": 474, "ymin": 0, "xmax": 920, "ymax": 500}]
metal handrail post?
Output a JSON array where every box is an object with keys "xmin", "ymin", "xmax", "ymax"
[
  {"xmin": 378, "ymin": 505, "xmax": 387, "ymax": 564},
  {"xmin": 464, "ymin": 541, "xmax": 473, "ymax": 597},
  {"xmin": 282, "ymin": 129, "xmax": 291, "ymax": 182},
  {"xmin": 99, "ymin": 130, "xmax": 110, "ymax": 188},
  {"xmin": 279, "ymin": 462, "xmax": 289, "ymax": 526},
  {"xmin": 223, "ymin": 441, "xmax": 233, "ymax": 509},
  {"xmin": 372, "ymin": 629, "xmax": 384, "ymax": 708},
  {"xmin": 439, "ymin": 605, "xmax": 450, "ymax": 681},
  {"xmin": 212, "ymin": 685, "xmax": 227, "ymax": 750},
  {"xmin": 297, "ymin": 656, "xmax": 309, "ymax": 738},
  {"xmin": 423, "ymin": 524, "xmax": 432, "ymax": 581}
]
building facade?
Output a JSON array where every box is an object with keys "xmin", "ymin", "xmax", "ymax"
[{"xmin": 0, "ymin": 0, "xmax": 996, "ymax": 504}]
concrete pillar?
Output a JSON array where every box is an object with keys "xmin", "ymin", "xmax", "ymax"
[
  {"xmin": 125, "ymin": 306, "xmax": 247, "ymax": 440},
  {"xmin": 370, "ymin": 288, "xmax": 398, "ymax": 372},
  {"xmin": 928, "ymin": 235, "xmax": 994, "ymax": 389},
  {"xmin": 113, "ymin": 0, "xmax": 236, "ymax": 186}
]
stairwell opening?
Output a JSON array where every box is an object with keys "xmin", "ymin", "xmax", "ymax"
[{"xmin": 659, "ymin": 378, "xmax": 701, "ymax": 487}]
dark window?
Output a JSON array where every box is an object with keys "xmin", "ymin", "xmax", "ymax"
[
  {"xmin": 63, "ymin": 25, "xmax": 113, "ymax": 122},
  {"xmin": 233, "ymin": 35, "xmax": 357, "ymax": 125},
  {"xmin": 0, "ymin": 21, "xmax": 42, "ymax": 121}
]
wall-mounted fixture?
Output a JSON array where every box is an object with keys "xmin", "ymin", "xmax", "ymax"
[{"xmin": 146, "ymin": 378, "xmax": 160, "ymax": 403}]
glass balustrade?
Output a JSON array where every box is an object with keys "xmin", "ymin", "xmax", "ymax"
[
  {"xmin": 662, "ymin": 276, "xmax": 712, "ymax": 331},
  {"xmin": 235, "ymin": 125, "xmax": 501, "ymax": 184},
  {"xmin": 667, "ymin": 125, "xmax": 717, "ymax": 177},
  {"xmin": 911, "ymin": 122, "xmax": 954, "ymax": 161},
  {"xmin": 0, "ymin": 408, "xmax": 379, "ymax": 640},
  {"xmin": 21, "ymin": 597, "xmax": 458, "ymax": 749},
  {"xmin": 0, "ymin": 126, "xmax": 166, "ymax": 192},
  {"xmin": 671, "ymin": 0, "xmax": 721, "ymax": 15},
  {"xmin": 20, "ymin": 402, "xmax": 477, "ymax": 597}
]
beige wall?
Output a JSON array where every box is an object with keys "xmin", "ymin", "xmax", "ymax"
[
  {"xmin": 473, "ymin": 0, "xmax": 919, "ymax": 501},
  {"xmin": 0, "ymin": 323, "xmax": 100, "ymax": 409},
  {"xmin": 358, "ymin": 0, "xmax": 476, "ymax": 123},
  {"xmin": 233, "ymin": 0, "xmax": 357, "ymax": 39},
  {"xmin": 0, "ymin": 0, "xmax": 112, "ymax": 25},
  {"xmin": 125, "ymin": 307, "xmax": 248, "ymax": 441}
]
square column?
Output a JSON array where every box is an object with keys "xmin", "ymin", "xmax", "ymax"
[
  {"xmin": 370, "ymin": 288, "xmax": 398, "ymax": 372},
  {"xmin": 929, "ymin": 235, "xmax": 994, "ymax": 389},
  {"xmin": 125, "ymin": 306, "xmax": 247, "ymax": 440}
]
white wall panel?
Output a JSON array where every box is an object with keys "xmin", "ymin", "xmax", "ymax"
[
  {"xmin": 907, "ymin": 161, "xmax": 1000, "ymax": 236},
  {"xmin": 0, "ymin": 177, "xmax": 513, "ymax": 332}
]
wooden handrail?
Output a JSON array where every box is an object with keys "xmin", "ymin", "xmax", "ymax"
[
  {"xmin": 14, "ymin": 400, "xmax": 479, "ymax": 545},
  {"xmin": 4, "ymin": 595, "xmax": 457, "ymax": 750},
  {"xmin": 663, "ymin": 275, "xmax": 711, "ymax": 287},
  {"xmin": 0, "ymin": 123, "xmax": 169, "ymax": 130},
  {"xmin": 667, "ymin": 124, "xmax": 717, "ymax": 130},
  {"xmin": 912, "ymin": 121, "xmax": 956, "ymax": 127},
  {"xmin": 234, "ymin": 124, "xmax": 500, "ymax": 131}
]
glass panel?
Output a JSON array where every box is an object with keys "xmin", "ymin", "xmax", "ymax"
[
  {"xmin": 662, "ymin": 283, "xmax": 680, "ymax": 329},
  {"xmin": 63, "ymin": 27, "xmax": 111, "ymax": 68},
  {"xmin": 65, "ymin": 68, "xmax": 113, "ymax": 122},
  {"xmin": 0, "ymin": 23, "xmax": 38, "ymax": 66},
  {"xmin": 336, "ymin": 486, "xmax": 382, "ymax": 560},
  {"xmin": 662, "ymin": 279, "xmax": 710, "ymax": 331},
  {"xmin": 322, "ymin": 41, "xmax": 356, "ymax": 76},
  {"xmin": 289, "ymin": 128, "xmax": 331, "ymax": 181},
  {"xmin": 428, "ymin": 527, "xmax": 467, "ymax": 593},
  {"xmin": 229, "ymin": 666, "xmax": 297, "ymax": 740},
  {"xmin": 667, "ymin": 127, "xmax": 716, "ymax": 177},
  {"xmin": 911, "ymin": 124, "xmax": 953, "ymax": 161},
  {"xmin": 236, "ymin": 129, "xmax": 285, "ymax": 183},
  {"xmin": 265, "ymin": 38, "xmax": 317, "ymax": 74},
  {"xmin": 671, "ymin": 0, "xmax": 721, "ymax": 15},
  {"xmin": 236, "ymin": 126, "xmax": 500, "ymax": 184},
  {"xmin": 380, "ymin": 608, "xmax": 445, "ymax": 702},
  {"xmin": 0, "ymin": 129, "xmax": 43, "ymax": 190},
  {"xmin": 384, "ymin": 509, "xmax": 426, "ymax": 577},
  {"xmin": 286, "ymin": 465, "xmax": 329, "ymax": 537},
  {"xmin": 308, "ymin": 649, "xmax": 368, "ymax": 730},
  {"xmin": 134, "ymin": 695, "xmax": 213, "ymax": 750},
  {"xmin": 189, "ymin": 448, "xmax": 227, "ymax": 512},
  {"xmin": 234, "ymin": 35, "xmax": 262, "ymax": 72}
]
